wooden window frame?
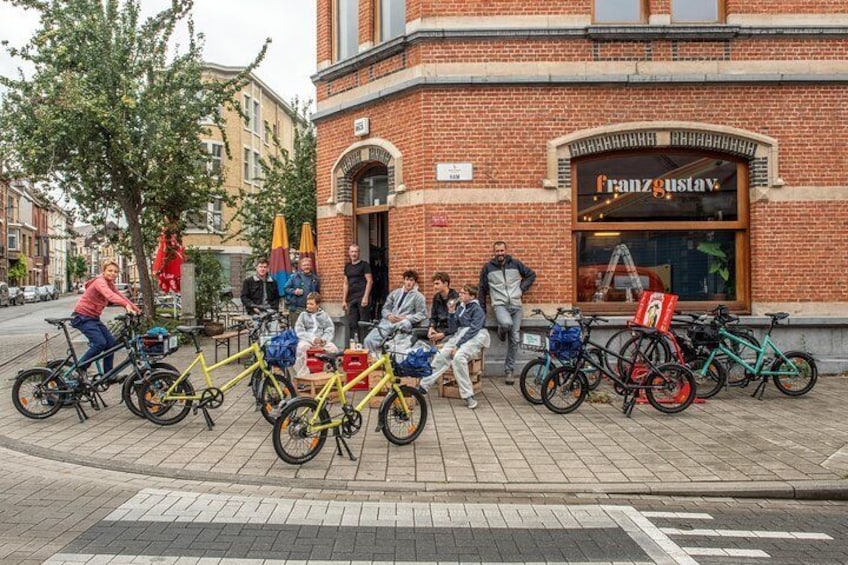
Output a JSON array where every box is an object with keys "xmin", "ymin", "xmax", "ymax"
[
  {"xmin": 353, "ymin": 164, "xmax": 390, "ymax": 218},
  {"xmin": 571, "ymin": 149, "xmax": 750, "ymax": 314},
  {"xmin": 592, "ymin": 0, "xmax": 648, "ymax": 24},
  {"xmin": 671, "ymin": 0, "xmax": 726, "ymax": 24}
]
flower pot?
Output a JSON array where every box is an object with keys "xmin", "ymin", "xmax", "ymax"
[{"xmin": 203, "ymin": 321, "xmax": 225, "ymax": 337}]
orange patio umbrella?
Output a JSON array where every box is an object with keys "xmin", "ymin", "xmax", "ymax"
[
  {"xmin": 299, "ymin": 222, "xmax": 317, "ymax": 274},
  {"xmin": 269, "ymin": 214, "xmax": 292, "ymax": 295}
]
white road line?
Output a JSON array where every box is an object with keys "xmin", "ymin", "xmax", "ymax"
[
  {"xmin": 604, "ymin": 505, "xmax": 699, "ymax": 565},
  {"xmin": 662, "ymin": 527, "xmax": 833, "ymax": 540},
  {"xmin": 642, "ymin": 511, "xmax": 714, "ymax": 520},
  {"xmin": 684, "ymin": 547, "xmax": 771, "ymax": 558}
]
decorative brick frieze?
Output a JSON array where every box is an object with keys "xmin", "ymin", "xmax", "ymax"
[
  {"xmin": 669, "ymin": 130, "xmax": 758, "ymax": 158},
  {"xmin": 569, "ymin": 132, "xmax": 658, "ymax": 158}
]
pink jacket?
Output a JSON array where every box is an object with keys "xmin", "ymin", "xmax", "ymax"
[{"xmin": 73, "ymin": 276, "xmax": 136, "ymax": 319}]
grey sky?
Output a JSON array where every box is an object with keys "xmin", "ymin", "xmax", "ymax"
[{"xmin": 0, "ymin": 0, "xmax": 317, "ymax": 104}]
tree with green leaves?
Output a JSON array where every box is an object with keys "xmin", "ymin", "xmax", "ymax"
[
  {"xmin": 67, "ymin": 254, "xmax": 87, "ymax": 287},
  {"xmin": 230, "ymin": 99, "xmax": 316, "ymax": 259},
  {"xmin": 0, "ymin": 0, "xmax": 267, "ymax": 317},
  {"xmin": 8, "ymin": 255, "xmax": 27, "ymax": 286}
]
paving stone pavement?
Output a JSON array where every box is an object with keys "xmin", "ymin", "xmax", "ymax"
[{"xmin": 1, "ymin": 336, "xmax": 847, "ymax": 499}]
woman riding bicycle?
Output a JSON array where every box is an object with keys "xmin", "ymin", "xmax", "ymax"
[{"xmin": 71, "ymin": 259, "xmax": 141, "ymax": 377}]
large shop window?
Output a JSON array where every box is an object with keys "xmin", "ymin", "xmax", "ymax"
[
  {"xmin": 594, "ymin": 0, "xmax": 646, "ymax": 23},
  {"xmin": 335, "ymin": 0, "xmax": 359, "ymax": 61},
  {"xmin": 573, "ymin": 151, "xmax": 748, "ymax": 310}
]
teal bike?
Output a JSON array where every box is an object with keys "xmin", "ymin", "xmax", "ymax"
[{"xmin": 696, "ymin": 307, "xmax": 817, "ymax": 399}]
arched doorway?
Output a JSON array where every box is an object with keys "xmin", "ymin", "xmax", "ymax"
[{"xmin": 353, "ymin": 165, "xmax": 390, "ymax": 316}]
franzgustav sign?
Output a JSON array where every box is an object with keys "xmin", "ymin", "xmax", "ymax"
[{"xmin": 596, "ymin": 175, "xmax": 720, "ymax": 199}]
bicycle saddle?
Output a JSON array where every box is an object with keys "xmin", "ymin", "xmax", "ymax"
[
  {"xmin": 44, "ymin": 317, "xmax": 74, "ymax": 327},
  {"xmin": 764, "ymin": 312, "xmax": 790, "ymax": 321},
  {"xmin": 176, "ymin": 325, "xmax": 206, "ymax": 334},
  {"xmin": 314, "ymin": 351, "xmax": 344, "ymax": 363}
]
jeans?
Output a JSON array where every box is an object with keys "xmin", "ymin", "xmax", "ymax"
[
  {"xmin": 70, "ymin": 314, "xmax": 117, "ymax": 373},
  {"xmin": 420, "ymin": 329, "xmax": 490, "ymax": 400},
  {"xmin": 346, "ymin": 301, "xmax": 371, "ymax": 343},
  {"xmin": 494, "ymin": 304, "xmax": 523, "ymax": 373}
]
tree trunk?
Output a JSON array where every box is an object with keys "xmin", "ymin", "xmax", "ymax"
[{"xmin": 122, "ymin": 204, "xmax": 155, "ymax": 320}]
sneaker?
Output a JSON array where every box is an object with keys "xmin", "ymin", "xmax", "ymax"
[
  {"xmin": 465, "ymin": 396, "xmax": 478, "ymax": 410},
  {"xmin": 504, "ymin": 371, "xmax": 514, "ymax": 386},
  {"xmin": 417, "ymin": 385, "xmax": 429, "ymax": 396}
]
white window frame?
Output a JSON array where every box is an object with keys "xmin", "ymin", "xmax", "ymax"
[
  {"xmin": 203, "ymin": 140, "xmax": 224, "ymax": 175},
  {"xmin": 593, "ymin": 0, "xmax": 646, "ymax": 24},
  {"xmin": 243, "ymin": 147, "xmax": 252, "ymax": 182}
]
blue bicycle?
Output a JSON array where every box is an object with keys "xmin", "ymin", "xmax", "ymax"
[{"xmin": 519, "ymin": 308, "xmax": 603, "ymax": 405}]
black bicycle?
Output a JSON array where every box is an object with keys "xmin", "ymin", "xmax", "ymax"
[
  {"xmin": 12, "ymin": 314, "xmax": 179, "ymax": 422},
  {"xmin": 540, "ymin": 308, "xmax": 697, "ymax": 417}
]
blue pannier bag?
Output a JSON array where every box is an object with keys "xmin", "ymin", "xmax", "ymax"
[
  {"xmin": 393, "ymin": 346, "xmax": 437, "ymax": 378},
  {"xmin": 549, "ymin": 324, "xmax": 582, "ymax": 360},
  {"xmin": 264, "ymin": 330, "xmax": 299, "ymax": 368}
]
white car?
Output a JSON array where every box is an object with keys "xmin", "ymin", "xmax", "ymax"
[{"xmin": 22, "ymin": 286, "xmax": 39, "ymax": 303}]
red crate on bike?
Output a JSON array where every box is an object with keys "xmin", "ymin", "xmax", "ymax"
[
  {"xmin": 305, "ymin": 348, "xmax": 326, "ymax": 373},
  {"xmin": 343, "ymin": 349, "xmax": 370, "ymax": 390},
  {"xmin": 632, "ymin": 292, "xmax": 678, "ymax": 332}
]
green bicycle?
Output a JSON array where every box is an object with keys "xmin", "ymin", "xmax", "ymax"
[{"xmin": 695, "ymin": 307, "xmax": 817, "ymax": 399}]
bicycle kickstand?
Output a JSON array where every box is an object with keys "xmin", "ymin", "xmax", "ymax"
[
  {"xmin": 751, "ymin": 376, "xmax": 768, "ymax": 400},
  {"xmin": 73, "ymin": 399, "xmax": 88, "ymax": 423},
  {"xmin": 333, "ymin": 432, "xmax": 357, "ymax": 461},
  {"xmin": 200, "ymin": 407, "xmax": 216, "ymax": 430},
  {"xmin": 622, "ymin": 392, "xmax": 636, "ymax": 417}
]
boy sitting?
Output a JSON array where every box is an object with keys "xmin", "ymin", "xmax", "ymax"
[{"xmin": 293, "ymin": 292, "xmax": 338, "ymax": 377}]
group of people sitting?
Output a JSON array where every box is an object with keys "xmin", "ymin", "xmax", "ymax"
[{"xmin": 240, "ymin": 241, "xmax": 536, "ymax": 411}]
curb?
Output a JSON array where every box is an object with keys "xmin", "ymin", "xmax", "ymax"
[{"xmin": 1, "ymin": 433, "xmax": 846, "ymax": 500}]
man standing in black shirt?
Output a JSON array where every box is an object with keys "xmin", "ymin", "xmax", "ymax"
[
  {"xmin": 342, "ymin": 243, "xmax": 373, "ymax": 343},
  {"xmin": 428, "ymin": 271, "xmax": 459, "ymax": 345}
]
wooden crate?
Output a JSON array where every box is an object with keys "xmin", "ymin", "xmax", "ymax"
[
  {"xmin": 439, "ymin": 354, "xmax": 485, "ymax": 399},
  {"xmin": 366, "ymin": 371, "xmax": 419, "ymax": 408},
  {"xmin": 294, "ymin": 372, "xmax": 340, "ymax": 402}
]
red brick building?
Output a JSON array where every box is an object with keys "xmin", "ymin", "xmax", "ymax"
[{"xmin": 313, "ymin": 1, "xmax": 848, "ymax": 324}]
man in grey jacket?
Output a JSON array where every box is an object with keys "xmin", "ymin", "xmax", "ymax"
[
  {"xmin": 363, "ymin": 270, "xmax": 427, "ymax": 357},
  {"xmin": 479, "ymin": 241, "xmax": 536, "ymax": 385}
]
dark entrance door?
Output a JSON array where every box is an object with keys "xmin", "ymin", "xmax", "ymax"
[{"xmin": 353, "ymin": 166, "xmax": 390, "ymax": 319}]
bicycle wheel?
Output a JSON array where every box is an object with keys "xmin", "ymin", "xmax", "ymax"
[
  {"xmin": 122, "ymin": 361, "xmax": 180, "ymax": 419},
  {"xmin": 581, "ymin": 347, "xmax": 604, "ymax": 391},
  {"xmin": 603, "ymin": 328, "xmax": 633, "ymax": 374},
  {"xmin": 616, "ymin": 332, "xmax": 673, "ymax": 378},
  {"xmin": 138, "ymin": 370, "xmax": 194, "ymax": 425},
  {"xmin": 771, "ymin": 351, "xmax": 818, "ymax": 396},
  {"xmin": 519, "ymin": 358, "xmax": 550, "ymax": 405},
  {"xmin": 272, "ymin": 397, "xmax": 329, "ymax": 465},
  {"xmin": 644, "ymin": 363, "xmax": 696, "ymax": 414},
  {"xmin": 381, "ymin": 385, "xmax": 428, "ymax": 445},
  {"xmin": 259, "ymin": 372, "xmax": 296, "ymax": 424},
  {"xmin": 691, "ymin": 355, "xmax": 726, "ymax": 399},
  {"xmin": 722, "ymin": 330, "xmax": 760, "ymax": 386},
  {"xmin": 540, "ymin": 364, "xmax": 588, "ymax": 415},
  {"xmin": 12, "ymin": 368, "xmax": 64, "ymax": 419}
]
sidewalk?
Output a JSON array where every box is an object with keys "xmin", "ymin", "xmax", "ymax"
[{"xmin": 1, "ymin": 337, "xmax": 847, "ymax": 500}]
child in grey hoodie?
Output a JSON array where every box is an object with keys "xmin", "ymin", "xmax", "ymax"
[{"xmin": 293, "ymin": 292, "xmax": 338, "ymax": 377}]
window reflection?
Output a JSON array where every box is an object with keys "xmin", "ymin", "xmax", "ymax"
[
  {"xmin": 576, "ymin": 230, "xmax": 737, "ymax": 302},
  {"xmin": 337, "ymin": 0, "xmax": 359, "ymax": 61},
  {"xmin": 672, "ymin": 0, "xmax": 720, "ymax": 22},
  {"xmin": 380, "ymin": 0, "xmax": 406, "ymax": 42},
  {"xmin": 357, "ymin": 167, "xmax": 389, "ymax": 208},
  {"xmin": 594, "ymin": 0, "xmax": 644, "ymax": 23}
]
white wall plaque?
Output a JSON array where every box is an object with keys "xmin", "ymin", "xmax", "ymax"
[
  {"xmin": 353, "ymin": 117, "xmax": 370, "ymax": 137},
  {"xmin": 436, "ymin": 163, "xmax": 473, "ymax": 182}
]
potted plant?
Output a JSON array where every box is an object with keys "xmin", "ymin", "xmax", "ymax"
[
  {"xmin": 185, "ymin": 247, "xmax": 226, "ymax": 335},
  {"xmin": 697, "ymin": 241, "xmax": 733, "ymax": 300}
]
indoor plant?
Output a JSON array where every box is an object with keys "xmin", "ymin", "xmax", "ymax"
[{"xmin": 697, "ymin": 241, "xmax": 733, "ymax": 299}]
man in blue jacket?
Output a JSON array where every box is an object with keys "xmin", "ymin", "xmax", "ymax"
[
  {"xmin": 479, "ymin": 241, "xmax": 536, "ymax": 385},
  {"xmin": 284, "ymin": 257, "xmax": 320, "ymax": 327},
  {"xmin": 418, "ymin": 284, "xmax": 490, "ymax": 409}
]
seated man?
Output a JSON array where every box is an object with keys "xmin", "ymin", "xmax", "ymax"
[
  {"xmin": 292, "ymin": 292, "xmax": 338, "ymax": 377},
  {"xmin": 428, "ymin": 271, "xmax": 459, "ymax": 345},
  {"xmin": 363, "ymin": 270, "xmax": 427, "ymax": 357},
  {"xmin": 418, "ymin": 284, "xmax": 490, "ymax": 410}
]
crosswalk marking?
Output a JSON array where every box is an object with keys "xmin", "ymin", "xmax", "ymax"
[
  {"xmin": 661, "ymin": 527, "xmax": 833, "ymax": 540},
  {"xmin": 642, "ymin": 511, "xmax": 713, "ymax": 520},
  {"xmin": 684, "ymin": 547, "xmax": 770, "ymax": 558}
]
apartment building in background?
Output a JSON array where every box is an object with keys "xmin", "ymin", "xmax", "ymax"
[{"xmin": 182, "ymin": 63, "xmax": 301, "ymax": 292}]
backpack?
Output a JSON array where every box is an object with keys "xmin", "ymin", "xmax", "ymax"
[
  {"xmin": 392, "ymin": 346, "xmax": 437, "ymax": 378},
  {"xmin": 264, "ymin": 330, "xmax": 299, "ymax": 368},
  {"xmin": 549, "ymin": 324, "xmax": 582, "ymax": 361}
]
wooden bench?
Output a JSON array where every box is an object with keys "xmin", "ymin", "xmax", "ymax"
[
  {"xmin": 439, "ymin": 349, "xmax": 486, "ymax": 398},
  {"xmin": 213, "ymin": 329, "xmax": 248, "ymax": 362}
]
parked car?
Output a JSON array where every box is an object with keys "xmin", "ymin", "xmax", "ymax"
[
  {"xmin": 22, "ymin": 286, "xmax": 39, "ymax": 303},
  {"xmin": 43, "ymin": 284, "xmax": 59, "ymax": 300},
  {"xmin": 36, "ymin": 286, "xmax": 51, "ymax": 301},
  {"xmin": 8, "ymin": 286, "xmax": 24, "ymax": 306},
  {"xmin": 115, "ymin": 282, "xmax": 130, "ymax": 297},
  {"xmin": 0, "ymin": 282, "xmax": 9, "ymax": 307}
]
